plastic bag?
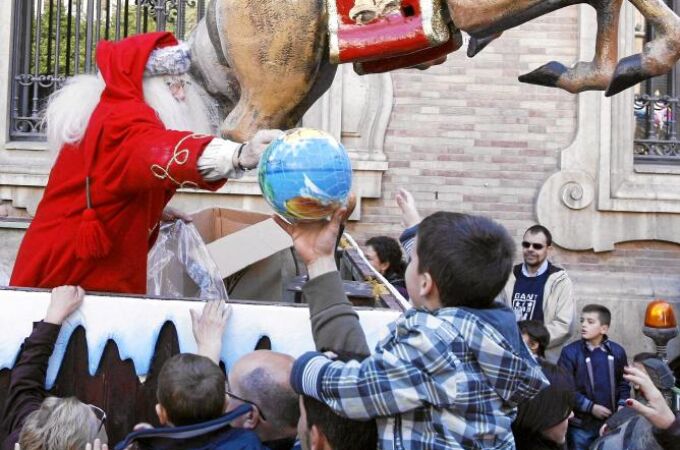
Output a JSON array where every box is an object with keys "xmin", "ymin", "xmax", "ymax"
[
  {"xmin": 0, "ymin": 264, "xmax": 9, "ymax": 287},
  {"xmin": 147, "ymin": 220, "xmax": 229, "ymax": 301}
]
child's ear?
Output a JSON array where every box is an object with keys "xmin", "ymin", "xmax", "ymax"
[
  {"xmin": 156, "ymin": 404, "xmax": 169, "ymax": 425},
  {"xmin": 420, "ymin": 271, "xmax": 434, "ymax": 297},
  {"xmin": 310, "ymin": 424, "xmax": 327, "ymax": 450}
]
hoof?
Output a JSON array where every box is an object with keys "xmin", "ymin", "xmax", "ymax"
[
  {"xmin": 605, "ymin": 54, "xmax": 646, "ymax": 97},
  {"xmin": 518, "ymin": 61, "xmax": 568, "ymax": 88},
  {"xmin": 466, "ymin": 35, "xmax": 497, "ymax": 58}
]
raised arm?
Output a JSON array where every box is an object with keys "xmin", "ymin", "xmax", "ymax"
[
  {"xmin": 2, "ymin": 286, "xmax": 84, "ymax": 441},
  {"xmin": 275, "ymin": 199, "xmax": 370, "ymax": 357}
]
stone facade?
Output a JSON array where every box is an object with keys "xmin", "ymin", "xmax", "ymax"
[{"xmin": 1, "ymin": 4, "xmax": 678, "ymax": 359}]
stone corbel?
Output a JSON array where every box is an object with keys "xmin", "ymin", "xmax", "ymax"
[{"xmin": 537, "ymin": 4, "xmax": 680, "ymax": 252}]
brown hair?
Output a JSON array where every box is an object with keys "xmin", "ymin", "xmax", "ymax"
[{"xmin": 157, "ymin": 353, "xmax": 226, "ymax": 426}]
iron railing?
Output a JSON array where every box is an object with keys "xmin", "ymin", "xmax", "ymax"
[
  {"xmin": 634, "ymin": 0, "xmax": 680, "ymax": 165},
  {"xmin": 9, "ymin": 0, "xmax": 206, "ymax": 141},
  {"xmin": 634, "ymin": 95, "xmax": 680, "ymax": 165}
]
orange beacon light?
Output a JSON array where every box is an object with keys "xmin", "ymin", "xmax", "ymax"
[{"xmin": 642, "ymin": 300, "xmax": 678, "ymax": 362}]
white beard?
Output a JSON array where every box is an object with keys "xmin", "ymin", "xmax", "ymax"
[{"xmin": 45, "ymin": 73, "xmax": 215, "ymax": 152}]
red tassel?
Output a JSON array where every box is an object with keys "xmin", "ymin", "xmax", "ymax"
[{"xmin": 76, "ymin": 208, "xmax": 112, "ymax": 259}]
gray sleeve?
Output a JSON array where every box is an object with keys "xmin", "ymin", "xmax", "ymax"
[{"xmin": 302, "ymin": 271, "xmax": 371, "ymax": 358}]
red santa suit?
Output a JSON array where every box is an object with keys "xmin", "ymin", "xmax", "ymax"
[{"xmin": 10, "ymin": 32, "xmax": 228, "ymax": 294}]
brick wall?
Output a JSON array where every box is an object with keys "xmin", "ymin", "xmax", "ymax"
[{"xmin": 347, "ymin": 7, "xmax": 680, "ymax": 359}]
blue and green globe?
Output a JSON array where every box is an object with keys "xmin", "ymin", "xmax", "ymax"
[{"xmin": 258, "ymin": 128, "xmax": 353, "ymax": 221}]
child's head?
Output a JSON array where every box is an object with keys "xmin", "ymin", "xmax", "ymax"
[
  {"xmin": 518, "ymin": 320, "xmax": 550, "ymax": 358},
  {"xmin": 407, "ymin": 212, "xmax": 514, "ymax": 309},
  {"xmin": 156, "ymin": 353, "xmax": 226, "ymax": 426},
  {"xmin": 580, "ymin": 304, "xmax": 611, "ymax": 343},
  {"xmin": 365, "ymin": 235, "xmax": 406, "ymax": 278}
]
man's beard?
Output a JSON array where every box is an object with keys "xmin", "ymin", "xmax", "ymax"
[
  {"xmin": 142, "ymin": 75, "xmax": 213, "ymax": 135},
  {"xmin": 44, "ymin": 73, "xmax": 216, "ymax": 152}
]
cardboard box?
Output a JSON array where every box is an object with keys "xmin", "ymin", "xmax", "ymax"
[
  {"xmin": 190, "ymin": 208, "xmax": 297, "ymax": 301},
  {"xmin": 192, "ymin": 208, "xmax": 293, "ymax": 278}
]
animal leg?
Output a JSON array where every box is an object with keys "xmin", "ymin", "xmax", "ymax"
[
  {"xmin": 519, "ymin": 0, "xmax": 622, "ymax": 93},
  {"xmin": 467, "ymin": 32, "xmax": 502, "ymax": 58},
  {"xmin": 213, "ymin": 0, "xmax": 328, "ymax": 141},
  {"xmin": 606, "ymin": 0, "xmax": 680, "ymax": 96}
]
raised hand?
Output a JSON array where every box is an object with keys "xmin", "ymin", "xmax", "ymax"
[
  {"xmin": 85, "ymin": 439, "xmax": 108, "ymax": 450},
  {"xmin": 623, "ymin": 365, "xmax": 676, "ymax": 430},
  {"xmin": 396, "ymin": 188, "xmax": 421, "ymax": 228},
  {"xmin": 44, "ymin": 285, "xmax": 85, "ymax": 325},
  {"xmin": 190, "ymin": 299, "xmax": 232, "ymax": 364},
  {"xmin": 274, "ymin": 195, "xmax": 356, "ymax": 278}
]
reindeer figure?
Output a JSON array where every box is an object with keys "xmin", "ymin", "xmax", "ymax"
[
  {"xmin": 189, "ymin": 0, "xmax": 680, "ymax": 140},
  {"xmin": 449, "ymin": 0, "xmax": 680, "ymax": 96}
]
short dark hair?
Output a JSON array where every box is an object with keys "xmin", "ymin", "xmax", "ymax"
[
  {"xmin": 302, "ymin": 352, "xmax": 377, "ymax": 450},
  {"xmin": 366, "ymin": 236, "xmax": 406, "ymax": 278},
  {"xmin": 582, "ymin": 304, "xmax": 611, "ymax": 326},
  {"xmin": 157, "ymin": 353, "xmax": 226, "ymax": 426},
  {"xmin": 524, "ymin": 225, "xmax": 552, "ymax": 246},
  {"xmin": 518, "ymin": 320, "xmax": 550, "ymax": 358},
  {"xmin": 302, "ymin": 396, "xmax": 377, "ymax": 450},
  {"xmin": 416, "ymin": 212, "xmax": 515, "ymax": 308}
]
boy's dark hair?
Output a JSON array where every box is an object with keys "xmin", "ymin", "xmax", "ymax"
[
  {"xmin": 582, "ymin": 304, "xmax": 611, "ymax": 326},
  {"xmin": 518, "ymin": 320, "xmax": 550, "ymax": 358},
  {"xmin": 157, "ymin": 353, "xmax": 226, "ymax": 426},
  {"xmin": 524, "ymin": 225, "xmax": 552, "ymax": 246},
  {"xmin": 302, "ymin": 351, "xmax": 377, "ymax": 450},
  {"xmin": 417, "ymin": 212, "xmax": 515, "ymax": 308},
  {"xmin": 303, "ymin": 396, "xmax": 377, "ymax": 450},
  {"xmin": 366, "ymin": 236, "xmax": 406, "ymax": 278}
]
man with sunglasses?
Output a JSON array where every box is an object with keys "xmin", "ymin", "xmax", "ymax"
[{"xmin": 506, "ymin": 225, "xmax": 575, "ymax": 362}]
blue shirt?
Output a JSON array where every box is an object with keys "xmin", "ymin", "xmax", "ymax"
[{"xmin": 511, "ymin": 262, "xmax": 551, "ymax": 322}]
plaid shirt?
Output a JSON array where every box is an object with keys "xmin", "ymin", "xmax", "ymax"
[{"xmin": 291, "ymin": 306, "xmax": 548, "ymax": 450}]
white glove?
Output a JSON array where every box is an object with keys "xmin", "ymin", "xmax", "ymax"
[
  {"xmin": 197, "ymin": 129, "xmax": 284, "ymax": 181},
  {"xmin": 237, "ymin": 129, "xmax": 284, "ymax": 170}
]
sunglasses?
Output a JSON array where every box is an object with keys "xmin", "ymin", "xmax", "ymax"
[
  {"xmin": 225, "ymin": 389, "xmax": 267, "ymax": 422},
  {"xmin": 88, "ymin": 404, "xmax": 106, "ymax": 433},
  {"xmin": 521, "ymin": 241, "xmax": 545, "ymax": 250}
]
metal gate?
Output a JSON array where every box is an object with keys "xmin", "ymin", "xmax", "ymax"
[{"xmin": 9, "ymin": 0, "xmax": 206, "ymax": 141}]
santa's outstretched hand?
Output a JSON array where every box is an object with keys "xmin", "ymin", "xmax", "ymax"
[
  {"xmin": 198, "ymin": 129, "xmax": 284, "ymax": 181},
  {"xmin": 236, "ymin": 129, "xmax": 285, "ymax": 170}
]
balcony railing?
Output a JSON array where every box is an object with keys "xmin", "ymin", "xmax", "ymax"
[
  {"xmin": 634, "ymin": 94, "xmax": 680, "ymax": 165},
  {"xmin": 9, "ymin": 0, "xmax": 206, "ymax": 141}
]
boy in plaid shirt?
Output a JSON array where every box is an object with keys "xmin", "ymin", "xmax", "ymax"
[{"xmin": 290, "ymin": 212, "xmax": 548, "ymax": 449}]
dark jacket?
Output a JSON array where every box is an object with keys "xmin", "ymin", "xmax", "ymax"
[
  {"xmin": 558, "ymin": 337, "xmax": 630, "ymax": 430},
  {"xmin": 1, "ymin": 321, "xmax": 61, "ymax": 450},
  {"xmin": 654, "ymin": 414, "xmax": 680, "ymax": 450},
  {"xmin": 114, "ymin": 404, "xmax": 266, "ymax": 450},
  {"xmin": 301, "ymin": 271, "xmax": 371, "ymax": 358}
]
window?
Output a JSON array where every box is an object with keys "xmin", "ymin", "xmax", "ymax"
[
  {"xmin": 633, "ymin": 1, "xmax": 680, "ymax": 165},
  {"xmin": 9, "ymin": 0, "xmax": 206, "ymax": 141}
]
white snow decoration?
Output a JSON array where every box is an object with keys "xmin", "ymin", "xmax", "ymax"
[{"xmin": 0, "ymin": 288, "xmax": 400, "ymax": 389}]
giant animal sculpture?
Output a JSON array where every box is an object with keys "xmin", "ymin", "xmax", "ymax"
[{"xmin": 187, "ymin": 0, "xmax": 680, "ymax": 142}]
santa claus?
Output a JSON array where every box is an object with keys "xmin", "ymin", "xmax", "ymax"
[{"xmin": 10, "ymin": 32, "xmax": 280, "ymax": 294}]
